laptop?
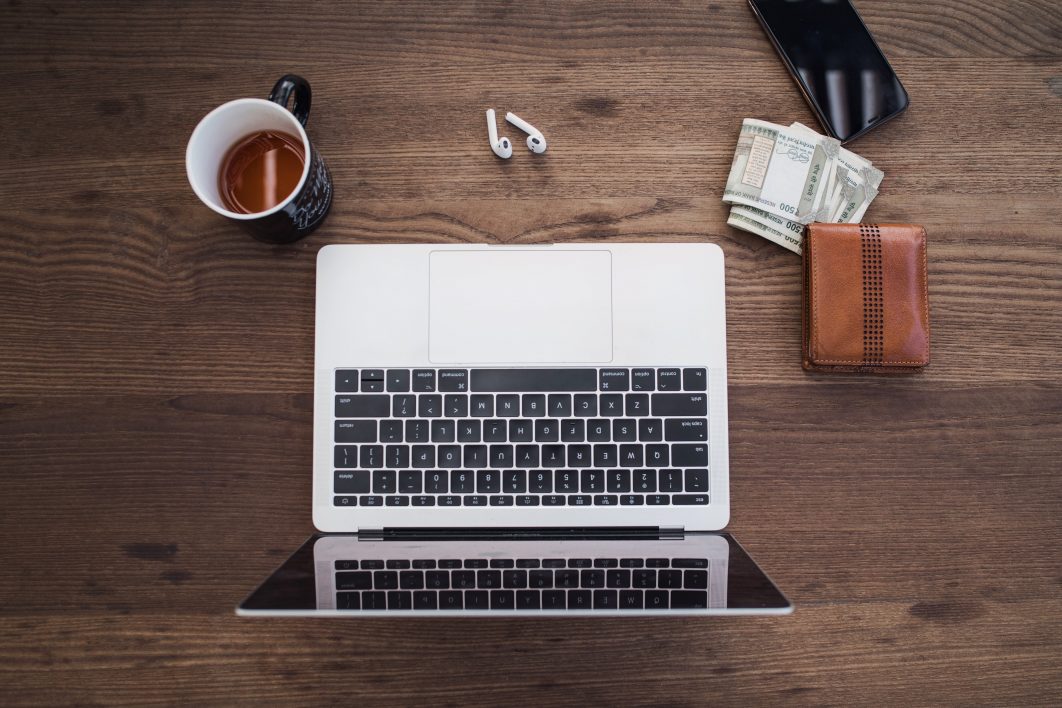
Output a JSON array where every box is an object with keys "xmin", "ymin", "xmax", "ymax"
[{"xmin": 238, "ymin": 243, "xmax": 791, "ymax": 615}]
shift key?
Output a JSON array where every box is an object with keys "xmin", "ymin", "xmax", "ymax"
[
  {"xmin": 335, "ymin": 395, "xmax": 390, "ymax": 418},
  {"xmin": 652, "ymin": 393, "xmax": 707, "ymax": 416}
]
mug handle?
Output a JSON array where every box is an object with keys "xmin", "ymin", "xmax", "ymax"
[{"xmin": 268, "ymin": 74, "xmax": 312, "ymax": 126}]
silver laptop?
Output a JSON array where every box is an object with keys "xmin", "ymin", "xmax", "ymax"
[{"xmin": 239, "ymin": 243, "xmax": 791, "ymax": 616}]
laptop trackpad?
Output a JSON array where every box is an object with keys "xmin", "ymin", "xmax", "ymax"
[{"xmin": 429, "ymin": 250, "xmax": 613, "ymax": 364}]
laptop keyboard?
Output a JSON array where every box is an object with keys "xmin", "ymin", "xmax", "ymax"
[
  {"xmin": 332, "ymin": 367, "xmax": 711, "ymax": 508},
  {"xmin": 333, "ymin": 556, "xmax": 710, "ymax": 610}
]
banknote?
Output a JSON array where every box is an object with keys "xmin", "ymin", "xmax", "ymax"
[
  {"xmin": 722, "ymin": 119, "xmax": 840, "ymax": 225},
  {"xmin": 723, "ymin": 118, "xmax": 883, "ymax": 252}
]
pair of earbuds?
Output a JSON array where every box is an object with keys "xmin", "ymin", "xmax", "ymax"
[{"xmin": 486, "ymin": 109, "xmax": 547, "ymax": 158}]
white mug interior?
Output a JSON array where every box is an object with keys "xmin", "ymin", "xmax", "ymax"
[{"xmin": 186, "ymin": 98, "xmax": 312, "ymax": 220}]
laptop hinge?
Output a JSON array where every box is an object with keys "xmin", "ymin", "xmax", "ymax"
[{"xmin": 360, "ymin": 527, "xmax": 678, "ymax": 541}]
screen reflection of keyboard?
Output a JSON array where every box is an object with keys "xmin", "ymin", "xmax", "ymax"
[
  {"xmin": 333, "ymin": 557, "xmax": 709, "ymax": 610},
  {"xmin": 333, "ymin": 367, "xmax": 711, "ymax": 508}
]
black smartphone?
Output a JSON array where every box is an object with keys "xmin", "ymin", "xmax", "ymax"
[{"xmin": 748, "ymin": 0, "xmax": 909, "ymax": 144}]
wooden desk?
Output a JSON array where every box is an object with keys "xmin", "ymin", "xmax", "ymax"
[{"xmin": 1, "ymin": 1, "xmax": 1059, "ymax": 704}]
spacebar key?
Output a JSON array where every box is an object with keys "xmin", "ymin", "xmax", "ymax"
[{"xmin": 471, "ymin": 369, "xmax": 597, "ymax": 392}]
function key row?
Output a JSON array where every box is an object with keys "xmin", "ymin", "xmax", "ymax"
[
  {"xmin": 335, "ymin": 468, "xmax": 709, "ymax": 494},
  {"xmin": 334, "ymin": 493, "xmax": 710, "ymax": 507},
  {"xmin": 335, "ymin": 558, "xmax": 710, "ymax": 570},
  {"xmin": 335, "ymin": 368, "xmax": 707, "ymax": 393}
]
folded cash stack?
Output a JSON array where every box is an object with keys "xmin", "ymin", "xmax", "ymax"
[{"xmin": 722, "ymin": 118, "xmax": 883, "ymax": 255}]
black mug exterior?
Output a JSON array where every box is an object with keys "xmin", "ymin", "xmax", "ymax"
[{"xmin": 237, "ymin": 75, "xmax": 333, "ymax": 244}]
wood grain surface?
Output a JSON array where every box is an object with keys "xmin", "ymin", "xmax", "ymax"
[{"xmin": 1, "ymin": 1, "xmax": 1060, "ymax": 705}]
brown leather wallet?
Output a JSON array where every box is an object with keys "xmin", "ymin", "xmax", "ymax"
[{"xmin": 802, "ymin": 223, "xmax": 930, "ymax": 373}]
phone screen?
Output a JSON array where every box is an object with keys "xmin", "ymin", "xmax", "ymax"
[{"xmin": 749, "ymin": 0, "xmax": 908, "ymax": 143}]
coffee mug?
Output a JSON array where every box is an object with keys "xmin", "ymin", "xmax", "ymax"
[{"xmin": 186, "ymin": 75, "xmax": 333, "ymax": 243}]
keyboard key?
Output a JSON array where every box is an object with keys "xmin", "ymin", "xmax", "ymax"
[
  {"xmin": 587, "ymin": 419, "xmax": 610, "ymax": 442},
  {"xmin": 682, "ymin": 368, "xmax": 707, "ymax": 391},
  {"xmin": 450, "ymin": 471, "xmax": 473, "ymax": 493},
  {"xmin": 659, "ymin": 469, "xmax": 683, "ymax": 492},
  {"xmin": 570, "ymin": 494, "xmax": 591, "ymax": 506},
  {"xmin": 561, "ymin": 419, "xmax": 585, "ymax": 442},
  {"xmin": 385, "ymin": 495, "xmax": 409, "ymax": 506},
  {"xmin": 633, "ymin": 470, "xmax": 656, "ymax": 493},
  {"xmin": 626, "ymin": 393, "xmax": 650, "ymax": 416},
  {"xmin": 444, "ymin": 395, "xmax": 468, "ymax": 418},
  {"xmin": 386, "ymin": 369, "xmax": 410, "ymax": 392},
  {"xmin": 613, "ymin": 419, "xmax": 636, "ymax": 442},
  {"xmin": 438, "ymin": 445, "xmax": 462, "ymax": 468},
  {"xmin": 593, "ymin": 445, "xmax": 617, "ymax": 468},
  {"xmin": 490, "ymin": 445, "xmax": 514, "ymax": 468},
  {"xmin": 517, "ymin": 590, "xmax": 540, "ymax": 609},
  {"xmin": 465, "ymin": 591, "xmax": 488, "ymax": 609},
  {"xmin": 631, "ymin": 369, "xmax": 655, "ymax": 391},
  {"xmin": 361, "ymin": 378, "xmax": 384, "ymax": 393},
  {"xmin": 620, "ymin": 444, "xmax": 643, "ymax": 467},
  {"xmin": 483, "ymin": 420, "xmax": 506, "ymax": 442},
  {"xmin": 380, "ymin": 420, "xmax": 403, "ymax": 443},
  {"xmin": 502, "ymin": 570, "xmax": 527, "ymax": 588},
  {"xmin": 477, "ymin": 470, "xmax": 501, "ymax": 493},
  {"xmin": 412, "ymin": 369, "xmax": 436, "ymax": 392},
  {"xmin": 431, "ymin": 420, "xmax": 456, "ymax": 442},
  {"xmin": 522, "ymin": 394, "xmax": 546, "ymax": 417},
  {"xmin": 600, "ymin": 394, "xmax": 624, "ymax": 416},
  {"xmin": 548, "ymin": 394, "xmax": 572, "ymax": 417},
  {"xmin": 360, "ymin": 560, "xmax": 384, "ymax": 570},
  {"xmin": 684, "ymin": 469, "xmax": 709, "ymax": 492},
  {"xmin": 387, "ymin": 591, "xmax": 412, "ymax": 609},
  {"xmin": 463, "ymin": 445, "xmax": 487, "ymax": 468},
  {"xmin": 425, "ymin": 571, "xmax": 448, "ymax": 589},
  {"xmin": 399, "ymin": 571, "xmax": 423, "ymax": 589},
  {"xmin": 607, "ymin": 470, "xmax": 631, "ymax": 493},
  {"xmin": 658, "ymin": 570, "xmax": 682, "ymax": 588},
  {"xmin": 672, "ymin": 558, "xmax": 709, "ymax": 568},
  {"xmin": 335, "ymin": 420, "xmax": 376, "ymax": 443},
  {"xmin": 464, "ymin": 559, "xmax": 489, "ymax": 568},
  {"xmin": 595, "ymin": 558, "xmax": 618, "ymax": 568},
  {"xmin": 619, "ymin": 494, "xmax": 644, "ymax": 505},
  {"xmin": 555, "ymin": 470, "xmax": 578, "ymax": 493},
  {"xmin": 438, "ymin": 369, "xmax": 469, "ymax": 392},
  {"xmin": 607, "ymin": 569, "xmax": 631, "ymax": 588},
  {"xmin": 574, "ymin": 394, "xmax": 597, "ymax": 417},
  {"xmin": 646, "ymin": 444, "xmax": 669, "ymax": 467},
  {"xmin": 463, "ymin": 495, "xmax": 487, "ymax": 506},
  {"xmin": 374, "ymin": 571, "xmax": 398, "ymax": 589},
  {"xmin": 581, "ymin": 469, "xmax": 606, "ymax": 492},
  {"xmin": 413, "ymin": 591, "xmax": 437, "ymax": 609},
  {"xmin": 452, "ymin": 571, "xmax": 476, "ymax": 589},
  {"xmin": 593, "ymin": 494, "xmax": 618, "ymax": 506},
  {"xmin": 657, "ymin": 368, "xmax": 681, "ymax": 391},
  {"xmin": 406, "ymin": 420, "xmax": 429, "ymax": 443},
  {"xmin": 392, "ymin": 394, "xmax": 416, "ymax": 418},
  {"xmin": 362, "ymin": 591, "xmax": 386, "ymax": 609},
  {"xmin": 543, "ymin": 495, "xmax": 566, "ymax": 506},
  {"xmin": 645, "ymin": 590, "xmax": 669, "ymax": 609},
  {"xmin": 568, "ymin": 445, "xmax": 591, "ymax": 467},
  {"xmin": 372, "ymin": 470, "xmax": 396, "ymax": 494},
  {"xmin": 529, "ymin": 570, "xmax": 553, "ymax": 588},
  {"xmin": 412, "ymin": 495, "xmax": 435, "ymax": 506},
  {"xmin": 335, "ymin": 370, "xmax": 358, "ymax": 392},
  {"xmin": 620, "ymin": 589, "xmax": 643, "ymax": 608},
  {"xmin": 638, "ymin": 419, "xmax": 663, "ymax": 442},
  {"xmin": 672, "ymin": 494, "xmax": 710, "ymax": 505},
  {"xmin": 504, "ymin": 470, "xmax": 527, "ymax": 494},
  {"xmin": 490, "ymin": 559, "xmax": 515, "ymax": 569},
  {"xmin": 440, "ymin": 591, "xmax": 463, "ymax": 609},
  {"xmin": 542, "ymin": 590, "xmax": 566, "ymax": 609},
  {"xmin": 477, "ymin": 570, "xmax": 501, "ymax": 588},
  {"xmin": 471, "ymin": 369, "xmax": 597, "ymax": 392},
  {"xmin": 632, "ymin": 569, "xmax": 656, "ymax": 588},
  {"xmin": 568, "ymin": 590, "xmax": 591, "ymax": 609},
  {"xmin": 471, "ymin": 395, "xmax": 494, "ymax": 417},
  {"xmin": 684, "ymin": 570, "xmax": 709, "ymax": 589},
  {"xmin": 665, "ymin": 418, "xmax": 707, "ymax": 441},
  {"xmin": 335, "ymin": 559, "xmax": 358, "ymax": 571},
  {"xmin": 599, "ymin": 368, "xmax": 629, "ymax": 391},
  {"xmin": 534, "ymin": 419, "xmax": 559, "ymax": 442},
  {"xmin": 386, "ymin": 445, "xmax": 409, "ymax": 468},
  {"xmin": 438, "ymin": 559, "xmax": 462, "ymax": 568},
  {"xmin": 516, "ymin": 558, "xmax": 540, "ymax": 569},
  {"xmin": 542, "ymin": 559, "xmax": 566, "ymax": 568},
  {"xmin": 529, "ymin": 471, "xmax": 552, "ymax": 493},
  {"xmin": 336, "ymin": 591, "xmax": 359, "ymax": 610},
  {"xmin": 593, "ymin": 589, "xmax": 618, "ymax": 609},
  {"xmin": 514, "ymin": 445, "xmax": 537, "ymax": 471},
  {"xmin": 556, "ymin": 570, "xmax": 579, "ymax": 588},
  {"xmin": 399, "ymin": 470, "xmax": 422, "ymax": 494},
  {"xmin": 670, "ymin": 591, "xmax": 708, "ymax": 609},
  {"xmin": 496, "ymin": 394, "xmax": 520, "ymax": 417},
  {"xmin": 581, "ymin": 570, "xmax": 605, "ymax": 588},
  {"xmin": 335, "ymin": 395, "xmax": 389, "ymax": 418},
  {"xmin": 542, "ymin": 445, "xmax": 565, "ymax": 467},
  {"xmin": 491, "ymin": 590, "xmax": 515, "ymax": 609},
  {"xmin": 620, "ymin": 558, "xmax": 645, "ymax": 567},
  {"xmin": 457, "ymin": 420, "xmax": 481, "ymax": 443},
  {"xmin": 360, "ymin": 495, "xmax": 383, "ymax": 507},
  {"xmin": 412, "ymin": 559, "xmax": 436, "ymax": 569},
  {"xmin": 335, "ymin": 470, "xmax": 370, "ymax": 494},
  {"xmin": 647, "ymin": 494, "xmax": 670, "ymax": 505},
  {"xmin": 672, "ymin": 444, "xmax": 709, "ymax": 466},
  {"xmin": 509, "ymin": 420, "xmax": 533, "ymax": 442},
  {"xmin": 418, "ymin": 394, "xmax": 442, "ymax": 417},
  {"xmin": 411, "ymin": 445, "xmax": 435, "ymax": 468},
  {"xmin": 336, "ymin": 571, "xmax": 372, "ymax": 590},
  {"xmin": 652, "ymin": 393, "xmax": 707, "ymax": 416}
]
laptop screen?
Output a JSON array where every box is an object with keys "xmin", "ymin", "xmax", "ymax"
[{"xmin": 238, "ymin": 532, "xmax": 791, "ymax": 616}]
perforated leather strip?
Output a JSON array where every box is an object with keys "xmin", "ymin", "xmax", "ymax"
[{"xmin": 860, "ymin": 224, "xmax": 884, "ymax": 365}]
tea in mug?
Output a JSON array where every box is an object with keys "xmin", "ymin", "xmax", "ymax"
[{"xmin": 218, "ymin": 130, "xmax": 305, "ymax": 214}]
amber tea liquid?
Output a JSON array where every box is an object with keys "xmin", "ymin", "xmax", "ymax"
[{"xmin": 218, "ymin": 130, "xmax": 305, "ymax": 214}]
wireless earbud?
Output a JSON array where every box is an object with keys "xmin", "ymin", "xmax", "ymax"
[
  {"xmin": 505, "ymin": 112, "xmax": 547, "ymax": 154},
  {"xmin": 485, "ymin": 109, "xmax": 512, "ymax": 159}
]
